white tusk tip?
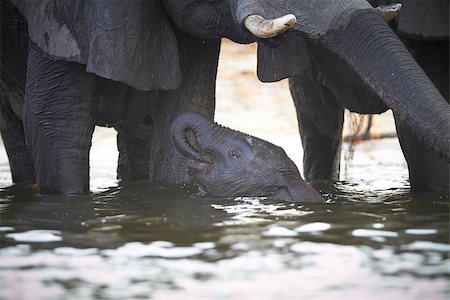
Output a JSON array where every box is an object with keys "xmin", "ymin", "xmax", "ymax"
[
  {"xmin": 375, "ymin": 3, "xmax": 402, "ymax": 22},
  {"xmin": 244, "ymin": 14, "xmax": 297, "ymax": 39},
  {"xmin": 279, "ymin": 14, "xmax": 297, "ymax": 27}
]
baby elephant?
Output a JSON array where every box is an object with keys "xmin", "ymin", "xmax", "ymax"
[{"xmin": 171, "ymin": 112, "xmax": 324, "ymax": 202}]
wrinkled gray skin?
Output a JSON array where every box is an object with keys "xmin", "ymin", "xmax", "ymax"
[
  {"xmin": 214, "ymin": 0, "xmax": 448, "ymax": 192},
  {"xmin": 2, "ymin": 0, "xmax": 448, "ymax": 195},
  {"xmin": 1, "ymin": 0, "xmax": 319, "ymax": 200},
  {"xmin": 0, "ymin": 0, "xmax": 220, "ymax": 194},
  {"xmin": 372, "ymin": 0, "xmax": 449, "ymax": 192},
  {"xmin": 167, "ymin": 0, "xmax": 449, "ymax": 192},
  {"xmin": 171, "ymin": 112, "xmax": 323, "ymax": 202},
  {"xmin": 2, "ymin": 0, "xmax": 167, "ymax": 194},
  {"xmin": 286, "ymin": 0, "xmax": 449, "ymax": 192}
]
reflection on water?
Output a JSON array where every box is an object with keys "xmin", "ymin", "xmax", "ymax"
[
  {"xmin": 0, "ymin": 180, "xmax": 449, "ymax": 299},
  {"xmin": 0, "ymin": 138, "xmax": 449, "ymax": 299}
]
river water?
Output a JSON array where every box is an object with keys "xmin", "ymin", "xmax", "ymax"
[
  {"xmin": 0, "ymin": 137, "xmax": 449, "ymax": 299},
  {"xmin": 0, "ymin": 41, "xmax": 449, "ymax": 299}
]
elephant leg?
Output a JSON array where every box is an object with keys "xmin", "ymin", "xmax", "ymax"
[
  {"xmin": 0, "ymin": 91, "xmax": 34, "ymax": 183},
  {"xmin": 290, "ymin": 72, "xmax": 344, "ymax": 181},
  {"xmin": 24, "ymin": 43, "xmax": 95, "ymax": 194},
  {"xmin": 0, "ymin": 0, "xmax": 33, "ymax": 183},
  {"xmin": 116, "ymin": 123, "xmax": 151, "ymax": 181},
  {"xmin": 116, "ymin": 88, "xmax": 161, "ymax": 181},
  {"xmin": 93, "ymin": 76, "xmax": 153, "ymax": 181},
  {"xmin": 148, "ymin": 30, "xmax": 220, "ymax": 184},
  {"xmin": 0, "ymin": 1, "xmax": 34, "ymax": 183}
]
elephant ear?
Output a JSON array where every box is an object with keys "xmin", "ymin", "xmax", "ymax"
[
  {"xmin": 257, "ymin": 33, "xmax": 311, "ymax": 82},
  {"xmin": 10, "ymin": 0, "xmax": 181, "ymax": 91},
  {"xmin": 396, "ymin": 0, "xmax": 449, "ymax": 40}
]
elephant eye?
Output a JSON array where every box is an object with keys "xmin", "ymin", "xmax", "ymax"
[{"xmin": 229, "ymin": 148, "xmax": 241, "ymax": 159}]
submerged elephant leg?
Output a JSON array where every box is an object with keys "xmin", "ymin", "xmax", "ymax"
[
  {"xmin": 24, "ymin": 43, "xmax": 95, "ymax": 194},
  {"xmin": 148, "ymin": 30, "xmax": 220, "ymax": 184},
  {"xmin": 0, "ymin": 1, "xmax": 33, "ymax": 183},
  {"xmin": 0, "ymin": 93, "xmax": 34, "ymax": 183},
  {"xmin": 115, "ymin": 89, "xmax": 157, "ymax": 181},
  {"xmin": 116, "ymin": 123, "xmax": 152, "ymax": 181},
  {"xmin": 94, "ymin": 78, "xmax": 155, "ymax": 182},
  {"xmin": 290, "ymin": 72, "xmax": 344, "ymax": 181}
]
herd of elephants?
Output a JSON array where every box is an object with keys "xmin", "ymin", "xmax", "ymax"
[{"xmin": 0, "ymin": 0, "xmax": 448, "ymax": 202}]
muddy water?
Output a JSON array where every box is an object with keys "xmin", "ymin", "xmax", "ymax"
[{"xmin": 0, "ymin": 41, "xmax": 449, "ymax": 299}]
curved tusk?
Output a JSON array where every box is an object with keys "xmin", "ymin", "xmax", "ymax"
[
  {"xmin": 244, "ymin": 14, "xmax": 297, "ymax": 38},
  {"xmin": 375, "ymin": 3, "xmax": 402, "ymax": 22}
]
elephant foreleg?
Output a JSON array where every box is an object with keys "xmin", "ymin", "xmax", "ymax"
[
  {"xmin": 290, "ymin": 72, "xmax": 344, "ymax": 181},
  {"xmin": 0, "ymin": 0, "xmax": 33, "ymax": 183},
  {"xmin": 116, "ymin": 127, "xmax": 150, "ymax": 181},
  {"xmin": 94, "ymin": 79, "xmax": 156, "ymax": 182},
  {"xmin": 24, "ymin": 43, "xmax": 95, "ymax": 194},
  {"xmin": 116, "ymin": 119, "xmax": 152, "ymax": 181},
  {"xmin": 0, "ymin": 91, "xmax": 34, "ymax": 183}
]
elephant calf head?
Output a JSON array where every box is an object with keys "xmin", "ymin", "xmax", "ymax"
[{"xmin": 171, "ymin": 112, "xmax": 324, "ymax": 203}]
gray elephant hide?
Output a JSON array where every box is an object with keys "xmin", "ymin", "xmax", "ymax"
[{"xmin": 11, "ymin": 0, "xmax": 181, "ymax": 91}]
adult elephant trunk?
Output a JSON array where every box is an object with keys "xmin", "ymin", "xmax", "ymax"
[
  {"xmin": 234, "ymin": 0, "xmax": 449, "ymax": 160},
  {"xmin": 316, "ymin": 11, "xmax": 450, "ymax": 160}
]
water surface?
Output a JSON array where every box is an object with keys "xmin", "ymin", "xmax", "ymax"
[{"xmin": 0, "ymin": 138, "xmax": 449, "ymax": 300}]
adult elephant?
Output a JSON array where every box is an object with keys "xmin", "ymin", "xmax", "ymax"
[
  {"xmin": 245, "ymin": 0, "xmax": 449, "ymax": 192},
  {"xmin": 1, "ymin": 0, "xmax": 186, "ymax": 194},
  {"xmin": 2, "ymin": 0, "xmax": 448, "ymax": 195},
  {"xmin": 2, "ymin": 0, "xmax": 310, "ymax": 199}
]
